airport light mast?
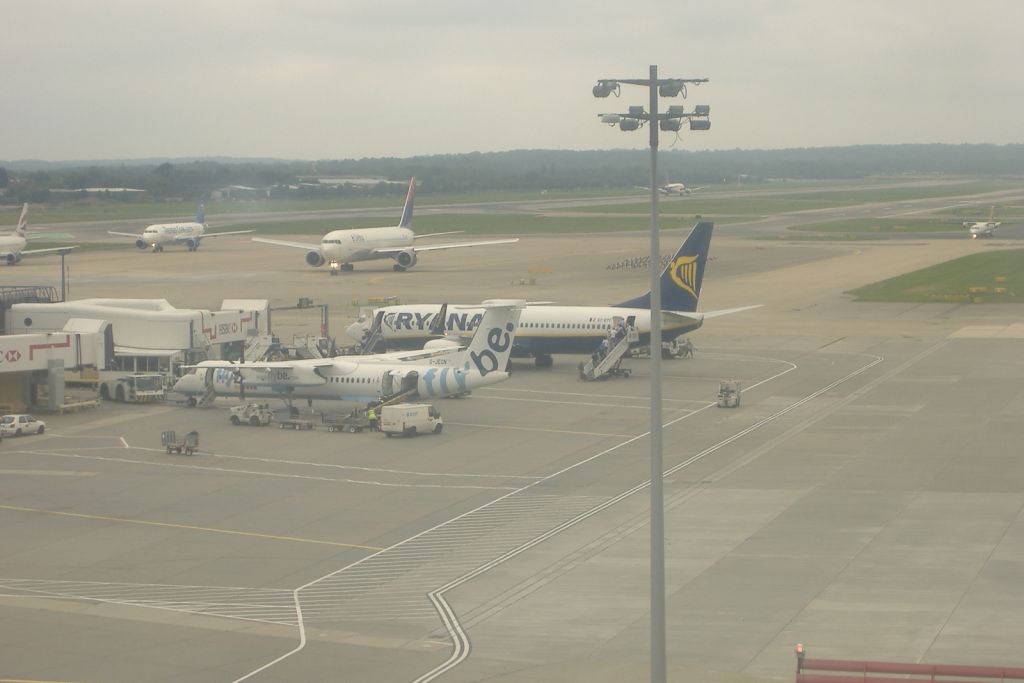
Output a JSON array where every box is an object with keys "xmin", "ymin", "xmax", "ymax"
[{"xmin": 593, "ymin": 65, "xmax": 710, "ymax": 683}]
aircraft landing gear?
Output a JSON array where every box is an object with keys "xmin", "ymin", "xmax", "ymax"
[
  {"xmin": 342, "ymin": 263, "xmax": 354, "ymax": 271},
  {"xmin": 534, "ymin": 354, "xmax": 553, "ymax": 368},
  {"xmin": 393, "ymin": 264, "xmax": 407, "ymax": 272},
  {"xmin": 152, "ymin": 245, "xmax": 164, "ymax": 253}
]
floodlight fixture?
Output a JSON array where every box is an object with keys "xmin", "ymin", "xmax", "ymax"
[
  {"xmin": 689, "ymin": 119, "xmax": 711, "ymax": 131},
  {"xmin": 659, "ymin": 119, "xmax": 682, "ymax": 132},
  {"xmin": 600, "ymin": 113, "xmax": 622, "ymax": 125},
  {"xmin": 628, "ymin": 105, "xmax": 646, "ymax": 117},
  {"xmin": 658, "ymin": 79, "xmax": 685, "ymax": 97},
  {"xmin": 694, "ymin": 104, "xmax": 711, "ymax": 116},
  {"xmin": 592, "ymin": 80, "xmax": 619, "ymax": 98},
  {"xmin": 619, "ymin": 118, "xmax": 640, "ymax": 132},
  {"xmin": 665, "ymin": 105, "xmax": 685, "ymax": 117}
]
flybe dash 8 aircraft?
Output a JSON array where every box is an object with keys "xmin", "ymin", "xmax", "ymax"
[
  {"xmin": 252, "ymin": 177, "xmax": 518, "ymax": 272},
  {"xmin": 347, "ymin": 222, "xmax": 759, "ymax": 367},
  {"xmin": 963, "ymin": 206, "xmax": 1000, "ymax": 238},
  {"xmin": 108, "ymin": 204, "xmax": 253, "ymax": 252},
  {"xmin": 0, "ymin": 204, "xmax": 76, "ymax": 265},
  {"xmin": 172, "ymin": 300, "xmax": 525, "ymax": 405}
]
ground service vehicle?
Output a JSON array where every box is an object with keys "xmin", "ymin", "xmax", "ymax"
[
  {"xmin": 322, "ymin": 410, "xmax": 371, "ymax": 433},
  {"xmin": 381, "ymin": 403, "xmax": 443, "ymax": 437},
  {"xmin": 717, "ymin": 380, "xmax": 742, "ymax": 408},
  {"xmin": 99, "ymin": 372, "xmax": 165, "ymax": 403},
  {"xmin": 162, "ymin": 430, "xmax": 198, "ymax": 455},
  {"xmin": 229, "ymin": 402, "xmax": 273, "ymax": 426},
  {"xmin": 1, "ymin": 414, "xmax": 46, "ymax": 436}
]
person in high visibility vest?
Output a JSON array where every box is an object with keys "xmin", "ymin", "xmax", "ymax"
[{"xmin": 367, "ymin": 406, "xmax": 378, "ymax": 432}]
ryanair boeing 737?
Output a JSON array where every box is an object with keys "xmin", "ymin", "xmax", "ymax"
[{"xmin": 347, "ymin": 222, "xmax": 758, "ymax": 366}]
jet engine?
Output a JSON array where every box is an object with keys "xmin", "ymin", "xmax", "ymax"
[
  {"xmin": 5, "ymin": 253, "xmax": 21, "ymax": 265},
  {"xmin": 395, "ymin": 249, "xmax": 417, "ymax": 270},
  {"xmin": 305, "ymin": 250, "xmax": 326, "ymax": 267},
  {"xmin": 186, "ymin": 238, "xmax": 199, "ymax": 251},
  {"xmin": 135, "ymin": 239, "xmax": 147, "ymax": 250}
]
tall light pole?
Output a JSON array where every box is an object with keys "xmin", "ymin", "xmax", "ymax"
[{"xmin": 593, "ymin": 65, "xmax": 710, "ymax": 683}]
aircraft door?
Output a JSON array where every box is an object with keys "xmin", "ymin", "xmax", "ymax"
[
  {"xmin": 382, "ymin": 370, "xmax": 397, "ymax": 397},
  {"xmin": 400, "ymin": 371, "xmax": 419, "ymax": 396}
]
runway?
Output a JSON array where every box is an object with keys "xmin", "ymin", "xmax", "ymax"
[{"xmin": 1, "ymin": 183, "xmax": 1024, "ymax": 681}]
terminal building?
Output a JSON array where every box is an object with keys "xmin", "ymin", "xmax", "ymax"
[{"xmin": 0, "ymin": 288, "xmax": 269, "ymax": 412}]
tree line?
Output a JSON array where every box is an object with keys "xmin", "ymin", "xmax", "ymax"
[{"xmin": 1, "ymin": 143, "xmax": 1021, "ymax": 204}]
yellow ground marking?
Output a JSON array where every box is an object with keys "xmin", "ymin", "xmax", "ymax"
[{"xmin": 0, "ymin": 505, "xmax": 382, "ymax": 551}]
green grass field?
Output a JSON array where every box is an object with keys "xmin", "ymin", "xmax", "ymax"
[{"xmin": 847, "ymin": 249, "xmax": 1023, "ymax": 302}]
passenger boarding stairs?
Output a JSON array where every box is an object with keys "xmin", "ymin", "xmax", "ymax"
[
  {"xmin": 357, "ymin": 311, "xmax": 386, "ymax": 355},
  {"xmin": 197, "ymin": 369, "xmax": 219, "ymax": 407},
  {"xmin": 578, "ymin": 327, "xmax": 639, "ymax": 381}
]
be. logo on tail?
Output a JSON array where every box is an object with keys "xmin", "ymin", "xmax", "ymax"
[
  {"xmin": 669, "ymin": 254, "xmax": 698, "ymax": 298},
  {"xmin": 468, "ymin": 323, "xmax": 513, "ymax": 376}
]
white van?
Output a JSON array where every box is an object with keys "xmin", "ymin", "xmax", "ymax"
[{"xmin": 380, "ymin": 403, "xmax": 443, "ymax": 437}]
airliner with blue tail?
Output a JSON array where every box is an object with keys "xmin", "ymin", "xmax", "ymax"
[
  {"xmin": 252, "ymin": 177, "xmax": 519, "ymax": 272},
  {"xmin": 109, "ymin": 204, "xmax": 253, "ymax": 252},
  {"xmin": 346, "ymin": 222, "xmax": 759, "ymax": 366}
]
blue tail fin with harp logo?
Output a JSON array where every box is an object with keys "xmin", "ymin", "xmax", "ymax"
[{"xmin": 614, "ymin": 221, "xmax": 713, "ymax": 312}]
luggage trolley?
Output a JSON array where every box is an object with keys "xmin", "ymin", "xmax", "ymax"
[{"xmin": 162, "ymin": 430, "xmax": 199, "ymax": 455}]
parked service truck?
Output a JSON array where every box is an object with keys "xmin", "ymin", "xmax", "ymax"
[
  {"xmin": 380, "ymin": 403, "xmax": 443, "ymax": 437},
  {"xmin": 229, "ymin": 402, "xmax": 273, "ymax": 426},
  {"xmin": 98, "ymin": 372, "xmax": 166, "ymax": 403}
]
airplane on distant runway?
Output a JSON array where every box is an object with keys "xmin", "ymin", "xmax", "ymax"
[
  {"xmin": 659, "ymin": 180, "xmax": 702, "ymax": 196},
  {"xmin": 172, "ymin": 300, "xmax": 525, "ymax": 405},
  {"xmin": 251, "ymin": 177, "xmax": 518, "ymax": 272},
  {"xmin": 346, "ymin": 222, "xmax": 759, "ymax": 367},
  {"xmin": 0, "ymin": 204, "xmax": 76, "ymax": 265},
  {"xmin": 108, "ymin": 204, "xmax": 253, "ymax": 252},
  {"xmin": 963, "ymin": 206, "xmax": 1000, "ymax": 238}
]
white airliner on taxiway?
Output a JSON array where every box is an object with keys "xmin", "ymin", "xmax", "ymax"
[
  {"xmin": 963, "ymin": 206, "xmax": 1000, "ymax": 238},
  {"xmin": 172, "ymin": 300, "xmax": 525, "ymax": 406},
  {"xmin": 0, "ymin": 204, "xmax": 75, "ymax": 265},
  {"xmin": 108, "ymin": 205, "xmax": 253, "ymax": 252},
  {"xmin": 252, "ymin": 177, "xmax": 518, "ymax": 272}
]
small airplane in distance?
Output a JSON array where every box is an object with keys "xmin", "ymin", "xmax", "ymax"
[
  {"xmin": 172, "ymin": 300, "xmax": 525, "ymax": 406},
  {"xmin": 963, "ymin": 206, "xmax": 1000, "ymax": 238},
  {"xmin": 251, "ymin": 177, "xmax": 518, "ymax": 272},
  {"xmin": 108, "ymin": 204, "xmax": 253, "ymax": 252},
  {"xmin": 635, "ymin": 180, "xmax": 702, "ymax": 196},
  {"xmin": 659, "ymin": 180, "xmax": 702, "ymax": 196},
  {"xmin": 347, "ymin": 222, "xmax": 760, "ymax": 367},
  {"xmin": 0, "ymin": 204, "xmax": 76, "ymax": 265}
]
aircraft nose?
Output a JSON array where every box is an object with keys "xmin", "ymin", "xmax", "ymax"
[{"xmin": 173, "ymin": 373, "xmax": 202, "ymax": 395}]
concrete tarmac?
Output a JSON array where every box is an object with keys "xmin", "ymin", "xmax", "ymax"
[{"xmin": 1, "ymin": 193, "xmax": 1023, "ymax": 681}]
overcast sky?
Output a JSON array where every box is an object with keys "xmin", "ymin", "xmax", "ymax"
[{"xmin": 4, "ymin": 0, "xmax": 1022, "ymax": 161}]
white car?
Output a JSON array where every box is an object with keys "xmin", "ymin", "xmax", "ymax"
[{"xmin": 1, "ymin": 414, "xmax": 46, "ymax": 436}]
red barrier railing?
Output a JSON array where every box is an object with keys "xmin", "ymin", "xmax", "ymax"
[{"xmin": 795, "ymin": 644, "xmax": 1024, "ymax": 683}]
